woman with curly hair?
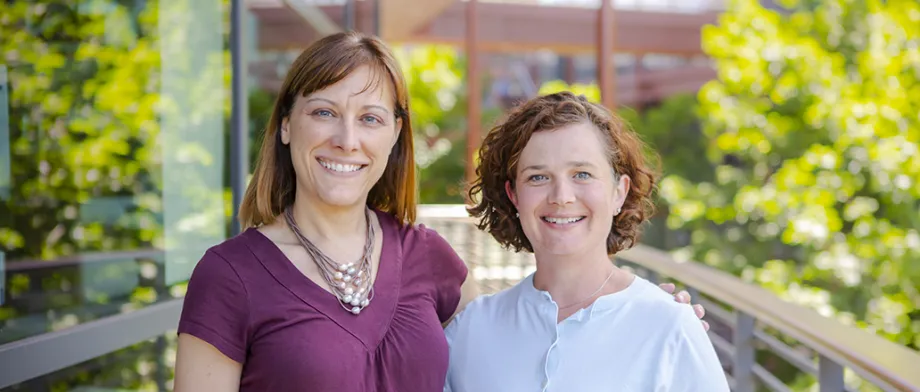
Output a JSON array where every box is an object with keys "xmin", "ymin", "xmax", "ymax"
[{"xmin": 445, "ymin": 92, "xmax": 729, "ymax": 391}]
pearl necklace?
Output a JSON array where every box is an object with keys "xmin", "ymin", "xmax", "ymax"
[{"xmin": 284, "ymin": 208, "xmax": 375, "ymax": 315}]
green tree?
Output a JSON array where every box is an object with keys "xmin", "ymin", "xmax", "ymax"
[
  {"xmin": 1, "ymin": 0, "xmax": 228, "ymax": 388},
  {"xmin": 661, "ymin": 0, "xmax": 920, "ymax": 386},
  {"xmin": 394, "ymin": 45, "xmax": 501, "ymax": 203},
  {"xmin": 538, "ymin": 80, "xmax": 601, "ymax": 103}
]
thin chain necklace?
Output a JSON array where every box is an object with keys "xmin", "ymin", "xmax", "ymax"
[
  {"xmin": 283, "ymin": 207, "xmax": 375, "ymax": 315},
  {"xmin": 557, "ymin": 267, "xmax": 617, "ymax": 310}
]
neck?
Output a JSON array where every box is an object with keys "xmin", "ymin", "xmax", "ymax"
[
  {"xmin": 288, "ymin": 191, "xmax": 369, "ymax": 242},
  {"xmin": 532, "ymin": 247, "xmax": 617, "ymax": 308}
]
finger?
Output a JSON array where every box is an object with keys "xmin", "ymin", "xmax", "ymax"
[
  {"xmin": 694, "ymin": 304, "xmax": 705, "ymax": 319},
  {"xmin": 674, "ymin": 290, "xmax": 691, "ymax": 304},
  {"xmin": 659, "ymin": 283, "xmax": 676, "ymax": 294},
  {"xmin": 702, "ymin": 320, "xmax": 710, "ymax": 332}
]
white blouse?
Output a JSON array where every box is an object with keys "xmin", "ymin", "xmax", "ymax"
[{"xmin": 444, "ymin": 273, "xmax": 730, "ymax": 392}]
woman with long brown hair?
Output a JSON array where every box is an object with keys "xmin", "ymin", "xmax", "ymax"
[{"xmin": 173, "ymin": 32, "xmax": 705, "ymax": 391}]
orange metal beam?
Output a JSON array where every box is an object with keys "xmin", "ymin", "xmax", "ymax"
[
  {"xmin": 379, "ymin": 0, "xmax": 457, "ymax": 40},
  {"xmin": 597, "ymin": 0, "xmax": 615, "ymax": 109},
  {"xmin": 465, "ymin": 0, "xmax": 481, "ymax": 189},
  {"xmin": 250, "ymin": 3, "xmax": 715, "ymax": 55},
  {"xmin": 251, "ymin": 58, "xmax": 716, "ymax": 108}
]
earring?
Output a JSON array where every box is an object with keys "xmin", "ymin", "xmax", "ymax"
[
  {"xmin": 615, "ymin": 207, "xmax": 621, "ymax": 215},
  {"xmin": 515, "ymin": 212, "xmax": 519, "ymax": 218}
]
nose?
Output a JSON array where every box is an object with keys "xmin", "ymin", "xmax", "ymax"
[
  {"xmin": 331, "ymin": 119, "xmax": 359, "ymax": 151},
  {"xmin": 548, "ymin": 179, "xmax": 575, "ymax": 205}
]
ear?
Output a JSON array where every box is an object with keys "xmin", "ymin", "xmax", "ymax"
[
  {"xmin": 613, "ymin": 174, "xmax": 631, "ymax": 214},
  {"xmin": 280, "ymin": 117, "xmax": 291, "ymax": 145},
  {"xmin": 505, "ymin": 180, "xmax": 518, "ymax": 209}
]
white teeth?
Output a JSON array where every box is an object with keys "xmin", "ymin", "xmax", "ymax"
[
  {"xmin": 319, "ymin": 159, "xmax": 362, "ymax": 173},
  {"xmin": 543, "ymin": 217, "xmax": 584, "ymax": 224}
]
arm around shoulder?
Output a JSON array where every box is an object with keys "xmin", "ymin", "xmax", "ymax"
[
  {"xmin": 174, "ymin": 250, "xmax": 250, "ymax": 391},
  {"xmin": 665, "ymin": 307, "xmax": 731, "ymax": 392}
]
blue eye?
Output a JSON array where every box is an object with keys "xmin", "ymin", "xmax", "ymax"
[
  {"xmin": 313, "ymin": 109, "xmax": 334, "ymax": 117},
  {"xmin": 575, "ymin": 172, "xmax": 592, "ymax": 180},
  {"xmin": 528, "ymin": 174, "xmax": 548, "ymax": 182},
  {"xmin": 361, "ymin": 115, "xmax": 383, "ymax": 125}
]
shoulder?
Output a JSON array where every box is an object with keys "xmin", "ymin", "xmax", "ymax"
[
  {"xmin": 619, "ymin": 279, "xmax": 729, "ymax": 390},
  {"xmin": 625, "ymin": 278, "xmax": 712, "ymax": 354},
  {"xmin": 445, "ymin": 279, "xmax": 527, "ymax": 338},
  {"xmin": 382, "ymin": 211, "xmax": 452, "ymax": 255},
  {"xmin": 205, "ymin": 229, "xmax": 262, "ymax": 267},
  {"xmin": 617, "ymin": 277, "xmax": 698, "ymax": 331},
  {"xmin": 187, "ymin": 230, "xmax": 266, "ymax": 289},
  {"xmin": 387, "ymin": 213, "xmax": 464, "ymax": 273}
]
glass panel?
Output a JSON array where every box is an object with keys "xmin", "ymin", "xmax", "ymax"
[
  {"xmin": 158, "ymin": 0, "xmax": 230, "ymax": 285},
  {"xmin": 0, "ymin": 65, "xmax": 9, "ymax": 204},
  {"xmin": 0, "ymin": 330, "xmax": 177, "ymax": 392},
  {"xmin": 0, "ymin": 251, "xmax": 4, "ymax": 306},
  {"xmin": 0, "ymin": 0, "xmax": 229, "ymax": 345}
]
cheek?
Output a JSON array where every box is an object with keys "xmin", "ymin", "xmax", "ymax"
[
  {"xmin": 368, "ymin": 137, "xmax": 396, "ymax": 167},
  {"xmin": 290, "ymin": 122, "xmax": 322, "ymax": 148},
  {"xmin": 514, "ymin": 187, "xmax": 544, "ymax": 212},
  {"xmin": 583, "ymin": 187, "xmax": 616, "ymax": 215}
]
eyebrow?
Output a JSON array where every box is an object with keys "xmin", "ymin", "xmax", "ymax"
[
  {"xmin": 520, "ymin": 161, "xmax": 597, "ymax": 172},
  {"xmin": 304, "ymin": 97, "xmax": 391, "ymax": 114}
]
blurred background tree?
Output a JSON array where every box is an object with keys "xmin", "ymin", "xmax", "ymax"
[
  {"xmin": 502, "ymin": 3, "xmax": 920, "ymax": 387},
  {"xmin": 394, "ymin": 45, "xmax": 503, "ymax": 203},
  {"xmin": 659, "ymin": 0, "xmax": 920, "ymax": 365},
  {"xmin": 1, "ymin": 0, "xmax": 226, "ymax": 389}
]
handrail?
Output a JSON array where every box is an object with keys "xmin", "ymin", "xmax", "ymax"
[
  {"xmin": 617, "ymin": 245, "xmax": 920, "ymax": 391},
  {"xmin": 4, "ymin": 249, "xmax": 161, "ymax": 272},
  {"xmin": 416, "ymin": 204, "xmax": 920, "ymax": 391}
]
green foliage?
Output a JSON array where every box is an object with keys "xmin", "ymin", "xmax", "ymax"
[
  {"xmin": 1, "ymin": 0, "xmax": 226, "ymax": 387},
  {"xmin": 538, "ymin": 80, "xmax": 601, "ymax": 103},
  {"xmin": 659, "ymin": 0, "xmax": 920, "ymax": 386},
  {"xmin": 394, "ymin": 45, "xmax": 502, "ymax": 203},
  {"xmin": 1, "ymin": 1, "xmax": 165, "ymax": 260}
]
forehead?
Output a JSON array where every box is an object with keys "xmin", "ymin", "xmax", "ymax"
[
  {"xmin": 518, "ymin": 122, "xmax": 608, "ymax": 168},
  {"xmin": 301, "ymin": 65, "xmax": 395, "ymax": 107}
]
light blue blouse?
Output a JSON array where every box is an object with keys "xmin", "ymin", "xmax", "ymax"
[{"xmin": 444, "ymin": 274, "xmax": 730, "ymax": 392}]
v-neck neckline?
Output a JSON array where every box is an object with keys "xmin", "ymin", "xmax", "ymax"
[{"xmin": 244, "ymin": 209, "xmax": 404, "ymax": 351}]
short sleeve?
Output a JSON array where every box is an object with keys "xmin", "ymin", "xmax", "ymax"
[
  {"xmin": 424, "ymin": 228, "xmax": 469, "ymax": 323},
  {"xmin": 177, "ymin": 250, "xmax": 250, "ymax": 363},
  {"xmin": 661, "ymin": 306, "xmax": 731, "ymax": 391}
]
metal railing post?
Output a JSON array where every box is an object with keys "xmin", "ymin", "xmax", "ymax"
[
  {"xmin": 819, "ymin": 355, "xmax": 845, "ymax": 392},
  {"xmin": 733, "ymin": 311, "xmax": 756, "ymax": 392}
]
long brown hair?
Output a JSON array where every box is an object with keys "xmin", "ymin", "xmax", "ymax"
[
  {"xmin": 239, "ymin": 32, "xmax": 416, "ymax": 228},
  {"xmin": 467, "ymin": 92, "xmax": 658, "ymax": 255}
]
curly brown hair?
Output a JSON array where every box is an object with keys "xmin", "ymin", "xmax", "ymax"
[{"xmin": 467, "ymin": 91, "xmax": 659, "ymax": 255}]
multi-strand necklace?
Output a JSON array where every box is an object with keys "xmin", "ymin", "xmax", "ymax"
[{"xmin": 284, "ymin": 208, "xmax": 375, "ymax": 315}]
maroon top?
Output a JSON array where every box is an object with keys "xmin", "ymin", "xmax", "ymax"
[{"xmin": 178, "ymin": 210, "xmax": 468, "ymax": 391}]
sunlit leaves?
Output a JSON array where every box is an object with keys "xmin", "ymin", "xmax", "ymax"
[
  {"xmin": 537, "ymin": 80, "xmax": 601, "ymax": 103},
  {"xmin": 677, "ymin": 0, "xmax": 920, "ymax": 363}
]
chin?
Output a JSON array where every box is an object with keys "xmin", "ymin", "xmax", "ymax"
[
  {"xmin": 540, "ymin": 244, "xmax": 587, "ymax": 257},
  {"xmin": 530, "ymin": 235, "xmax": 583, "ymax": 255},
  {"xmin": 316, "ymin": 189, "xmax": 368, "ymax": 208}
]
